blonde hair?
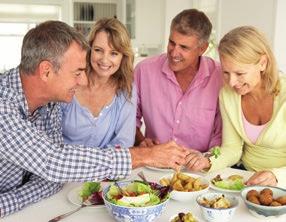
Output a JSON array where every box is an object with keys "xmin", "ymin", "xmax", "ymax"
[
  {"xmin": 218, "ymin": 26, "xmax": 280, "ymax": 95},
  {"xmin": 87, "ymin": 18, "xmax": 134, "ymax": 99}
]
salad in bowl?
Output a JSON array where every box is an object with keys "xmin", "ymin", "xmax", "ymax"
[{"xmin": 103, "ymin": 181, "xmax": 171, "ymax": 222}]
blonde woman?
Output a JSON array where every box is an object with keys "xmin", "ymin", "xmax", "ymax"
[
  {"xmin": 62, "ymin": 18, "xmax": 136, "ymax": 148},
  {"xmin": 185, "ymin": 26, "xmax": 286, "ymax": 187}
]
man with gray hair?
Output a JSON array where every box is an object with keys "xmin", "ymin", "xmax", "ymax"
[
  {"xmin": 135, "ymin": 9, "xmax": 222, "ymax": 158},
  {"xmin": 0, "ymin": 20, "xmax": 188, "ymax": 216}
]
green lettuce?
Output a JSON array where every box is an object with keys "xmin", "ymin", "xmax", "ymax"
[
  {"xmin": 213, "ymin": 178, "xmax": 245, "ymax": 190},
  {"xmin": 107, "ymin": 181, "xmax": 161, "ymax": 207},
  {"xmin": 79, "ymin": 182, "xmax": 101, "ymax": 200}
]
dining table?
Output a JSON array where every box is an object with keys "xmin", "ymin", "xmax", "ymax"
[{"xmin": 2, "ymin": 167, "xmax": 286, "ymax": 222}]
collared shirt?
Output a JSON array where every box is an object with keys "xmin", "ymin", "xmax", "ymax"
[
  {"xmin": 0, "ymin": 68, "xmax": 131, "ymax": 216},
  {"xmin": 61, "ymin": 86, "xmax": 136, "ymax": 148},
  {"xmin": 135, "ymin": 54, "xmax": 222, "ymax": 152}
]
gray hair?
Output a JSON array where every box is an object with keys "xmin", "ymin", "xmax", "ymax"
[
  {"xmin": 19, "ymin": 20, "xmax": 89, "ymax": 74},
  {"xmin": 171, "ymin": 9, "xmax": 212, "ymax": 42}
]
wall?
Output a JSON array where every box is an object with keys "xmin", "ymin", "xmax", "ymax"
[
  {"xmin": 132, "ymin": 0, "xmax": 165, "ymax": 53},
  {"xmin": 218, "ymin": 0, "xmax": 286, "ymax": 73},
  {"xmin": 218, "ymin": 0, "xmax": 275, "ymax": 45},
  {"xmin": 273, "ymin": 0, "xmax": 286, "ymax": 73},
  {"xmin": 163, "ymin": 0, "xmax": 193, "ymax": 51}
]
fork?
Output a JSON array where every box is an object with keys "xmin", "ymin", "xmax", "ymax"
[
  {"xmin": 48, "ymin": 199, "xmax": 103, "ymax": 222},
  {"xmin": 114, "ymin": 181, "xmax": 129, "ymax": 196}
]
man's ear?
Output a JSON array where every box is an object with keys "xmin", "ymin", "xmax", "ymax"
[
  {"xmin": 38, "ymin": 60, "xmax": 52, "ymax": 82},
  {"xmin": 199, "ymin": 41, "xmax": 209, "ymax": 56}
]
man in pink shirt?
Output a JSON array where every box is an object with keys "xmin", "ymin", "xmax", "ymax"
[{"xmin": 134, "ymin": 9, "xmax": 222, "ymax": 152}]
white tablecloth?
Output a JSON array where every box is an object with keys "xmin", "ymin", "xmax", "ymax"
[{"xmin": 2, "ymin": 167, "xmax": 286, "ymax": 222}]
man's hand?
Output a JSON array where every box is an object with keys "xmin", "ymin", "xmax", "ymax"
[
  {"xmin": 246, "ymin": 171, "xmax": 277, "ymax": 186},
  {"xmin": 130, "ymin": 141, "xmax": 189, "ymax": 171},
  {"xmin": 185, "ymin": 149, "xmax": 210, "ymax": 171},
  {"xmin": 139, "ymin": 138, "xmax": 160, "ymax": 147}
]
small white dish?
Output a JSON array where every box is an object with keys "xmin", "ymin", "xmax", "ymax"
[
  {"xmin": 67, "ymin": 185, "xmax": 105, "ymax": 209},
  {"xmin": 197, "ymin": 193, "xmax": 239, "ymax": 222},
  {"xmin": 169, "ymin": 212, "xmax": 198, "ymax": 222}
]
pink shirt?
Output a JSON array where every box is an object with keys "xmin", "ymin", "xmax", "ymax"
[
  {"xmin": 242, "ymin": 111, "xmax": 267, "ymax": 144},
  {"xmin": 134, "ymin": 54, "xmax": 222, "ymax": 152}
]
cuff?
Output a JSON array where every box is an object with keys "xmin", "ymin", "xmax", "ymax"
[{"xmin": 109, "ymin": 147, "xmax": 132, "ymax": 180}]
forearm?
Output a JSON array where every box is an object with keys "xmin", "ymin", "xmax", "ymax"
[
  {"xmin": 129, "ymin": 146, "xmax": 151, "ymax": 168},
  {"xmin": 208, "ymin": 103, "xmax": 222, "ymax": 148},
  {"xmin": 0, "ymin": 174, "xmax": 63, "ymax": 217},
  {"xmin": 1, "ymin": 130, "xmax": 131, "ymax": 182}
]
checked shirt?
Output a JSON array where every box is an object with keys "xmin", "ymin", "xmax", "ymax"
[{"xmin": 0, "ymin": 68, "xmax": 131, "ymax": 216}]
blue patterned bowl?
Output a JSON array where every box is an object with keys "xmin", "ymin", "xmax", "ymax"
[
  {"xmin": 241, "ymin": 185, "xmax": 286, "ymax": 218},
  {"xmin": 103, "ymin": 181, "xmax": 170, "ymax": 222},
  {"xmin": 196, "ymin": 192, "xmax": 238, "ymax": 222}
]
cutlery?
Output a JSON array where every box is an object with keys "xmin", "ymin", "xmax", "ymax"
[
  {"xmin": 48, "ymin": 195, "xmax": 104, "ymax": 222},
  {"xmin": 114, "ymin": 181, "xmax": 129, "ymax": 196},
  {"xmin": 137, "ymin": 171, "xmax": 172, "ymax": 199}
]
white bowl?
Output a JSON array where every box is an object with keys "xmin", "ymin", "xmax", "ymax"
[
  {"xmin": 169, "ymin": 212, "xmax": 198, "ymax": 222},
  {"xmin": 103, "ymin": 181, "xmax": 170, "ymax": 222},
  {"xmin": 241, "ymin": 185, "xmax": 286, "ymax": 218},
  {"xmin": 159, "ymin": 173, "xmax": 209, "ymax": 201},
  {"xmin": 196, "ymin": 192, "xmax": 238, "ymax": 222}
]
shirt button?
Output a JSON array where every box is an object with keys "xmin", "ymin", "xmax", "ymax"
[
  {"xmin": 179, "ymin": 102, "xmax": 182, "ymax": 105},
  {"xmin": 176, "ymin": 120, "xmax": 180, "ymax": 124},
  {"xmin": 174, "ymin": 138, "xmax": 177, "ymax": 141}
]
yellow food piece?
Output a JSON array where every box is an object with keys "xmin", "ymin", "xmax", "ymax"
[
  {"xmin": 171, "ymin": 212, "xmax": 197, "ymax": 222},
  {"xmin": 159, "ymin": 173, "xmax": 207, "ymax": 192}
]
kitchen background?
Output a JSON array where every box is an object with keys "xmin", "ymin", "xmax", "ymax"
[{"xmin": 0, "ymin": 0, "xmax": 285, "ymax": 74}]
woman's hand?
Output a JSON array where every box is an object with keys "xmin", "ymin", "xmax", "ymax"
[
  {"xmin": 185, "ymin": 150, "xmax": 211, "ymax": 171},
  {"xmin": 139, "ymin": 138, "xmax": 160, "ymax": 147},
  {"xmin": 246, "ymin": 170, "xmax": 277, "ymax": 186}
]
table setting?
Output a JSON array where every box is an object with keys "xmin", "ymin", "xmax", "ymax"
[{"xmin": 2, "ymin": 167, "xmax": 286, "ymax": 222}]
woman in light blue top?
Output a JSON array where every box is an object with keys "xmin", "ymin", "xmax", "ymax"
[{"xmin": 62, "ymin": 18, "xmax": 136, "ymax": 148}]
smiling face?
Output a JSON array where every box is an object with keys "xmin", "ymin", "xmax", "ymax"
[
  {"xmin": 90, "ymin": 31, "xmax": 123, "ymax": 80},
  {"xmin": 220, "ymin": 56, "xmax": 267, "ymax": 95},
  {"xmin": 49, "ymin": 41, "xmax": 87, "ymax": 102},
  {"xmin": 167, "ymin": 30, "xmax": 208, "ymax": 74}
]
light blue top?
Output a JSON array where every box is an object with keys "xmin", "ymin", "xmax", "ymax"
[{"xmin": 61, "ymin": 87, "xmax": 136, "ymax": 148}]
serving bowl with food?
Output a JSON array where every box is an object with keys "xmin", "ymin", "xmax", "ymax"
[
  {"xmin": 241, "ymin": 185, "xmax": 286, "ymax": 218},
  {"xmin": 103, "ymin": 180, "xmax": 171, "ymax": 222},
  {"xmin": 159, "ymin": 172, "xmax": 209, "ymax": 201},
  {"xmin": 196, "ymin": 192, "xmax": 238, "ymax": 222}
]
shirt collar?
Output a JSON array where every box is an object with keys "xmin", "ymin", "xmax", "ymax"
[
  {"xmin": 7, "ymin": 67, "xmax": 51, "ymax": 118},
  {"xmin": 161, "ymin": 55, "xmax": 212, "ymax": 84}
]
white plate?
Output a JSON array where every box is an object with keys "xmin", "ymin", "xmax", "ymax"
[
  {"xmin": 145, "ymin": 166, "xmax": 174, "ymax": 172},
  {"xmin": 209, "ymin": 176, "xmax": 246, "ymax": 193},
  {"xmin": 67, "ymin": 185, "xmax": 105, "ymax": 208},
  {"xmin": 145, "ymin": 166, "xmax": 187, "ymax": 172}
]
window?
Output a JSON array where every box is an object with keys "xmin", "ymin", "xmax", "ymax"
[{"xmin": 0, "ymin": 3, "xmax": 61, "ymax": 73}]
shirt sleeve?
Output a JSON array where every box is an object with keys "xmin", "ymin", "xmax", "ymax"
[
  {"xmin": 106, "ymin": 86, "xmax": 137, "ymax": 148},
  {"xmin": 0, "ymin": 173, "xmax": 63, "ymax": 217},
  {"xmin": 134, "ymin": 63, "xmax": 143, "ymax": 128},
  {"xmin": 208, "ymin": 99, "xmax": 222, "ymax": 148},
  {"xmin": 0, "ymin": 108, "xmax": 132, "ymax": 183},
  {"xmin": 208, "ymin": 93, "xmax": 244, "ymax": 171}
]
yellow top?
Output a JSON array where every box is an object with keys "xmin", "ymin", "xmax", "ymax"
[{"xmin": 209, "ymin": 75, "xmax": 286, "ymax": 188}]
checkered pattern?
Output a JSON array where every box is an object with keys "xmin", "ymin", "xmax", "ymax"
[{"xmin": 0, "ymin": 68, "xmax": 132, "ymax": 217}]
